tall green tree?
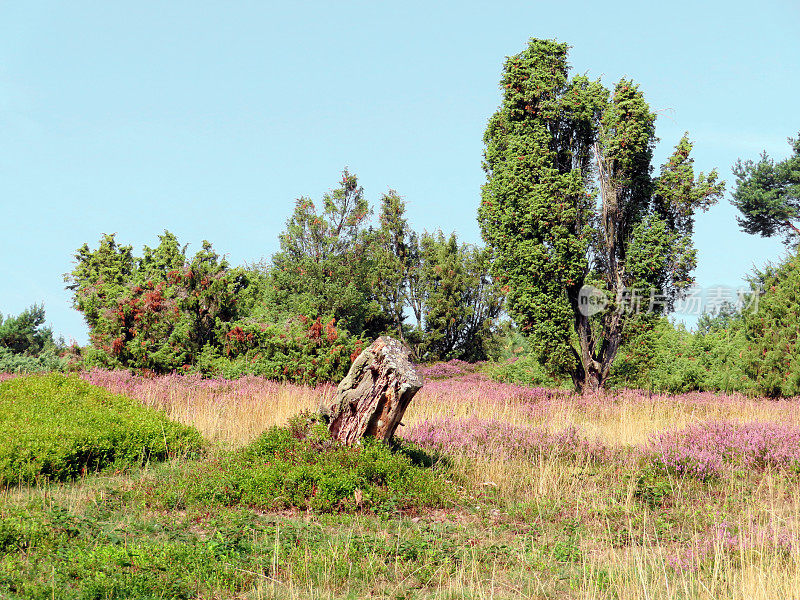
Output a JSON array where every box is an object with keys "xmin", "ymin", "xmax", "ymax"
[
  {"xmin": 478, "ymin": 38, "xmax": 724, "ymax": 392},
  {"xmin": 270, "ymin": 169, "xmax": 389, "ymax": 338},
  {"xmin": 417, "ymin": 232, "xmax": 503, "ymax": 361},
  {"xmin": 731, "ymin": 133, "xmax": 800, "ymax": 244},
  {"xmin": 374, "ymin": 190, "xmax": 414, "ymax": 342}
]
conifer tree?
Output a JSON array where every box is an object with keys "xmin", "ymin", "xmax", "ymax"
[
  {"xmin": 478, "ymin": 38, "xmax": 724, "ymax": 392},
  {"xmin": 732, "ymin": 133, "xmax": 800, "ymax": 244}
]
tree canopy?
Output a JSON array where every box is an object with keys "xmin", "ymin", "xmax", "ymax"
[
  {"xmin": 731, "ymin": 133, "xmax": 800, "ymax": 244},
  {"xmin": 478, "ymin": 38, "xmax": 724, "ymax": 392}
]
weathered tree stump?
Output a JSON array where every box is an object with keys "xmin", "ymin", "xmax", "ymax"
[{"xmin": 319, "ymin": 336, "xmax": 423, "ymax": 445}]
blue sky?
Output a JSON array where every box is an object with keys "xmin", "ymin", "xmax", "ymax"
[{"xmin": 1, "ymin": 0, "xmax": 797, "ymax": 343}]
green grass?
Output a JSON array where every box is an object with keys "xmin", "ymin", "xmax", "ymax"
[
  {"xmin": 0, "ymin": 476, "xmax": 564, "ymax": 600},
  {"xmin": 0, "ymin": 375, "xmax": 203, "ymax": 485}
]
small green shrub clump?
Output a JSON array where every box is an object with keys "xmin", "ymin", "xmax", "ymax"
[
  {"xmin": 144, "ymin": 414, "xmax": 448, "ymax": 513},
  {"xmin": 0, "ymin": 374, "xmax": 203, "ymax": 485},
  {"xmin": 481, "ymin": 356, "xmax": 562, "ymax": 387}
]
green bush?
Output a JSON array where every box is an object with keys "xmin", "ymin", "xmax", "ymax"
[
  {"xmin": 195, "ymin": 315, "xmax": 365, "ymax": 385},
  {"xmin": 143, "ymin": 414, "xmax": 448, "ymax": 513},
  {"xmin": 0, "ymin": 347, "xmax": 68, "ymax": 374},
  {"xmin": 481, "ymin": 356, "xmax": 562, "ymax": 387},
  {"xmin": 0, "ymin": 375, "xmax": 203, "ymax": 485},
  {"xmin": 741, "ymin": 251, "xmax": 800, "ymax": 397}
]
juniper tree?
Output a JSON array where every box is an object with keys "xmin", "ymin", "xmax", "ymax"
[
  {"xmin": 478, "ymin": 38, "xmax": 724, "ymax": 392},
  {"xmin": 0, "ymin": 304, "xmax": 55, "ymax": 356},
  {"xmin": 270, "ymin": 169, "xmax": 390, "ymax": 338}
]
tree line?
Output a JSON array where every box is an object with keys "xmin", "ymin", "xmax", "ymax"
[
  {"xmin": 58, "ymin": 170, "xmax": 502, "ymax": 383},
  {"xmin": 3, "ymin": 37, "xmax": 798, "ymax": 395}
]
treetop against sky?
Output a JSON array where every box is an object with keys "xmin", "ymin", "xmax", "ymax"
[{"xmin": 0, "ymin": 0, "xmax": 797, "ymax": 342}]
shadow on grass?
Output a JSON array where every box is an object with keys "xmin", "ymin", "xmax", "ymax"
[{"xmin": 393, "ymin": 438, "xmax": 452, "ymax": 470}]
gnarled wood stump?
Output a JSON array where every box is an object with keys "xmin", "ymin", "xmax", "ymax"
[{"xmin": 319, "ymin": 336, "xmax": 423, "ymax": 445}]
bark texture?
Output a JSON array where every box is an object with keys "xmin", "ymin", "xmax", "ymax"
[{"xmin": 320, "ymin": 336, "xmax": 423, "ymax": 445}]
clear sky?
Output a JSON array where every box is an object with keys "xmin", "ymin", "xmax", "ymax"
[{"xmin": 1, "ymin": 0, "xmax": 797, "ymax": 343}]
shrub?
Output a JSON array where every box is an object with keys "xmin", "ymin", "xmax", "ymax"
[
  {"xmin": 0, "ymin": 374, "xmax": 202, "ymax": 485},
  {"xmin": 480, "ymin": 356, "xmax": 561, "ymax": 387},
  {"xmin": 143, "ymin": 414, "xmax": 448, "ymax": 513},
  {"xmin": 741, "ymin": 251, "xmax": 800, "ymax": 397},
  {"xmin": 194, "ymin": 315, "xmax": 365, "ymax": 385},
  {"xmin": 0, "ymin": 347, "xmax": 67, "ymax": 374}
]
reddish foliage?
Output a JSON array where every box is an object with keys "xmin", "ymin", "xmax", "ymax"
[
  {"xmin": 111, "ymin": 337, "xmax": 125, "ymax": 356},
  {"xmin": 308, "ymin": 317, "xmax": 323, "ymax": 343},
  {"xmin": 325, "ymin": 318, "xmax": 338, "ymax": 343}
]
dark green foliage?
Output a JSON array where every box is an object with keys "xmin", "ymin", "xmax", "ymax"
[
  {"xmin": 66, "ymin": 231, "xmax": 248, "ymax": 373},
  {"xmin": 0, "ymin": 375, "xmax": 202, "ymax": 485},
  {"xmin": 415, "ymin": 232, "xmax": 503, "ymax": 362},
  {"xmin": 373, "ymin": 190, "xmax": 417, "ymax": 342},
  {"xmin": 482, "ymin": 355, "xmax": 562, "ymax": 387},
  {"xmin": 0, "ymin": 305, "xmax": 53, "ymax": 356},
  {"xmin": 732, "ymin": 133, "xmax": 800, "ymax": 244},
  {"xmin": 478, "ymin": 38, "xmax": 724, "ymax": 392},
  {"xmin": 611, "ymin": 249, "xmax": 800, "ymax": 398},
  {"xmin": 0, "ymin": 305, "xmax": 68, "ymax": 374},
  {"xmin": 268, "ymin": 171, "xmax": 502, "ymax": 364},
  {"xmin": 610, "ymin": 316, "xmax": 752, "ymax": 394},
  {"xmin": 740, "ymin": 250, "xmax": 800, "ymax": 397},
  {"xmin": 0, "ymin": 347, "xmax": 67, "ymax": 374},
  {"xmin": 142, "ymin": 414, "xmax": 448, "ymax": 514},
  {"xmin": 65, "ymin": 233, "xmax": 137, "ymax": 332},
  {"xmin": 269, "ymin": 169, "xmax": 389, "ymax": 339},
  {"xmin": 63, "ymin": 169, "xmax": 506, "ymax": 379},
  {"xmin": 196, "ymin": 314, "xmax": 365, "ymax": 384}
]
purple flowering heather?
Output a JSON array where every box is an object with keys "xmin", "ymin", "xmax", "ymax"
[
  {"xmin": 666, "ymin": 522, "xmax": 800, "ymax": 572},
  {"xmin": 649, "ymin": 420, "xmax": 800, "ymax": 479},
  {"xmin": 417, "ymin": 359, "xmax": 482, "ymax": 380},
  {"xmin": 405, "ymin": 416, "xmax": 608, "ymax": 461}
]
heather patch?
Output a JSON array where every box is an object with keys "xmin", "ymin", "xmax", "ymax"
[
  {"xmin": 404, "ymin": 417, "xmax": 608, "ymax": 462},
  {"xmin": 649, "ymin": 420, "xmax": 800, "ymax": 480},
  {"xmin": 417, "ymin": 359, "xmax": 481, "ymax": 380},
  {"xmin": 138, "ymin": 414, "xmax": 448, "ymax": 514},
  {"xmin": 666, "ymin": 523, "xmax": 800, "ymax": 572}
]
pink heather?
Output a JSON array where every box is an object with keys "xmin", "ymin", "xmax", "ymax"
[
  {"xmin": 649, "ymin": 420, "xmax": 800, "ymax": 480},
  {"xmin": 404, "ymin": 416, "xmax": 609, "ymax": 461},
  {"xmin": 666, "ymin": 522, "xmax": 800, "ymax": 572}
]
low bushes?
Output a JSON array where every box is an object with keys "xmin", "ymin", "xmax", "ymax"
[
  {"xmin": 142, "ymin": 414, "xmax": 448, "ymax": 513},
  {"xmin": 0, "ymin": 374, "xmax": 203, "ymax": 485}
]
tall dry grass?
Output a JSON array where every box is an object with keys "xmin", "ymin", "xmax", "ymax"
[
  {"xmin": 80, "ymin": 370, "xmax": 334, "ymax": 447},
  {"xmin": 77, "ymin": 368, "xmax": 800, "ymax": 451}
]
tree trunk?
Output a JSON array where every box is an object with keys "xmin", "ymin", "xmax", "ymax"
[
  {"xmin": 576, "ymin": 367, "xmax": 604, "ymax": 394},
  {"xmin": 319, "ymin": 336, "xmax": 424, "ymax": 445}
]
